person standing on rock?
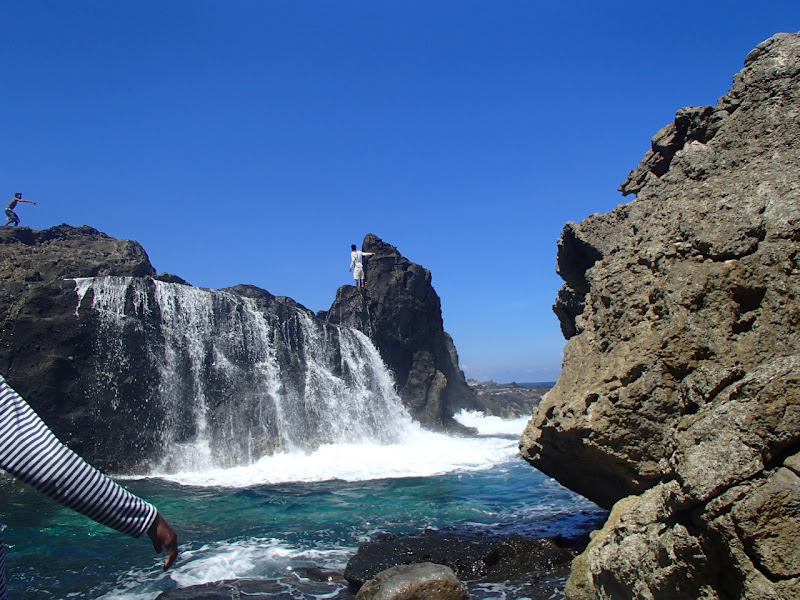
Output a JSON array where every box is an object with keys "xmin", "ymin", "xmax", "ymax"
[
  {"xmin": 349, "ymin": 244, "xmax": 375, "ymax": 288},
  {"xmin": 0, "ymin": 375, "xmax": 179, "ymax": 598},
  {"xmin": 5, "ymin": 193, "xmax": 37, "ymax": 226}
]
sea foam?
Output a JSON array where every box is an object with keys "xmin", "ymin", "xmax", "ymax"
[{"xmin": 147, "ymin": 423, "xmax": 519, "ymax": 487}]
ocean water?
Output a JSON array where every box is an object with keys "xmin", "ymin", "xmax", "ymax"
[{"xmin": 0, "ymin": 412, "xmax": 605, "ymax": 600}]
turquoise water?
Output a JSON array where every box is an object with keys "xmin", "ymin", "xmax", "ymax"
[{"xmin": 0, "ymin": 415, "xmax": 604, "ymax": 599}]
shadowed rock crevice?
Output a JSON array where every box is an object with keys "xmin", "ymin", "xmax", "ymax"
[{"xmin": 552, "ymin": 223, "xmax": 603, "ymax": 339}]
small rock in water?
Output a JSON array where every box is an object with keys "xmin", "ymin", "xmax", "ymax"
[{"xmin": 355, "ymin": 562, "xmax": 469, "ymax": 600}]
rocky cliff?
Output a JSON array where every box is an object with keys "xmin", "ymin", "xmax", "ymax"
[
  {"xmin": 1, "ymin": 226, "xmax": 474, "ymax": 472},
  {"xmin": 323, "ymin": 234, "xmax": 478, "ymax": 429},
  {"xmin": 520, "ymin": 32, "xmax": 800, "ymax": 599},
  {"xmin": 0, "ymin": 225, "xmax": 162, "ymax": 467}
]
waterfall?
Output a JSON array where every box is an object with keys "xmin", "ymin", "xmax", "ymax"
[{"xmin": 74, "ymin": 277, "xmax": 412, "ymax": 472}]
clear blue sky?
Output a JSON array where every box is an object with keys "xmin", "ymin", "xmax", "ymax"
[{"xmin": 3, "ymin": 2, "xmax": 799, "ymax": 382}]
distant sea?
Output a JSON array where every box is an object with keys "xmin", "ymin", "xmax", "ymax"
[{"xmin": 0, "ymin": 411, "xmax": 604, "ymax": 600}]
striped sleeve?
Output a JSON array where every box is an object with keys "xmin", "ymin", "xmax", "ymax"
[{"xmin": 0, "ymin": 376, "xmax": 157, "ymax": 538}]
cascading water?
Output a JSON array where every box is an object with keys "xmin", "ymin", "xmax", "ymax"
[{"xmin": 73, "ymin": 277, "xmax": 412, "ymax": 472}]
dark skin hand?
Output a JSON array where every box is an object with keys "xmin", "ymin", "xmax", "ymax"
[{"xmin": 146, "ymin": 512, "xmax": 179, "ymax": 570}]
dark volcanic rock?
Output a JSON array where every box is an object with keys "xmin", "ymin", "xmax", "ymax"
[
  {"xmin": 325, "ymin": 234, "xmax": 478, "ymax": 430},
  {"xmin": 0, "ymin": 224, "xmax": 159, "ymax": 466},
  {"xmin": 520, "ymin": 33, "xmax": 800, "ymax": 599},
  {"xmin": 0, "ymin": 224, "xmax": 156, "ymax": 282},
  {"xmin": 344, "ymin": 529, "xmax": 580, "ymax": 589}
]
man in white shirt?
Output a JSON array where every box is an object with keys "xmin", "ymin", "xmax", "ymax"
[{"xmin": 349, "ymin": 244, "xmax": 375, "ymax": 288}]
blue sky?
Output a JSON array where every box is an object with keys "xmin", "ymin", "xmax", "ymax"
[{"xmin": 3, "ymin": 2, "xmax": 800, "ymax": 383}]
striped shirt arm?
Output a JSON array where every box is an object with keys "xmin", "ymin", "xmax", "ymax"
[{"xmin": 0, "ymin": 377, "xmax": 157, "ymax": 538}]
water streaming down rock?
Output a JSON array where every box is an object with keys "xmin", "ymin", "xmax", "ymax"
[
  {"xmin": 0, "ymin": 226, "xmax": 474, "ymax": 474},
  {"xmin": 74, "ymin": 276, "xmax": 412, "ymax": 472}
]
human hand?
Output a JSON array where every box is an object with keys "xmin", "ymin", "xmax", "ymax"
[{"xmin": 147, "ymin": 512, "xmax": 178, "ymax": 570}]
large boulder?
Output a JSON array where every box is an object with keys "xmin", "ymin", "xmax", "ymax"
[
  {"xmin": 324, "ymin": 234, "xmax": 478, "ymax": 429},
  {"xmin": 520, "ymin": 32, "xmax": 800, "ymax": 599}
]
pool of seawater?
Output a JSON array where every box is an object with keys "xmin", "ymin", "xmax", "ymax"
[{"xmin": 0, "ymin": 414, "xmax": 605, "ymax": 599}]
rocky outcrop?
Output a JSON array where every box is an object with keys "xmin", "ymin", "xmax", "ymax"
[
  {"xmin": 0, "ymin": 225, "xmax": 161, "ymax": 467},
  {"xmin": 324, "ymin": 234, "xmax": 478, "ymax": 429},
  {"xmin": 1, "ymin": 225, "xmax": 475, "ymax": 472},
  {"xmin": 468, "ymin": 381, "xmax": 551, "ymax": 418},
  {"xmin": 520, "ymin": 32, "xmax": 800, "ymax": 599},
  {"xmin": 0, "ymin": 224, "xmax": 156, "ymax": 283}
]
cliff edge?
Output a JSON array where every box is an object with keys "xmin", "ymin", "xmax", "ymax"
[{"xmin": 520, "ymin": 32, "xmax": 800, "ymax": 599}]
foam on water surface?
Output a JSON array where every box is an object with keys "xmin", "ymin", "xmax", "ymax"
[
  {"xmin": 454, "ymin": 409, "xmax": 531, "ymax": 436},
  {"xmin": 145, "ymin": 422, "xmax": 520, "ymax": 487}
]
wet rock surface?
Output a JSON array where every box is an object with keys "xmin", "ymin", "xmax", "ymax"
[
  {"xmin": 344, "ymin": 529, "xmax": 583, "ymax": 588},
  {"xmin": 0, "ymin": 224, "xmax": 161, "ymax": 469},
  {"xmin": 520, "ymin": 32, "xmax": 800, "ymax": 599},
  {"xmin": 154, "ymin": 576, "xmax": 351, "ymax": 600},
  {"xmin": 154, "ymin": 529, "xmax": 587, "ymax": 600}
]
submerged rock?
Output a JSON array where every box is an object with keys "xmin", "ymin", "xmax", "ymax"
[
  {"xmin": 154, "ymin": 577, "xmax": 350, "ymax": 599},
  {"xmin": 520, "ymin": 32, "xmax": 800, "ymax": 599}
]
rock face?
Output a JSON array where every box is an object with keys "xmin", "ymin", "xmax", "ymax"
[
  {"xmin": 520, "ymin": 32, "xmax": 800, "ymax": 599},
  {"xmin": 1, "ymin": 225, "xmax": 474, "ymax": 472},
  {"xmin": 324, "ymin": 234, "xmax": 478, "ymax": 429},
  {"xmin": 0, "ymin": 225, "xmax": 160, "ymax": 467}
]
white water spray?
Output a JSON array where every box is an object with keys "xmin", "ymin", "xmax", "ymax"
[{"xmin": 74, "ymin": 277, "xmax": 414, "ymax": 473}]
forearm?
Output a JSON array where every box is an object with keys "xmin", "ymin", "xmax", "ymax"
[{"xmin": 0, "ymin": 377, "xmax": 156, "ymax": 538}]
